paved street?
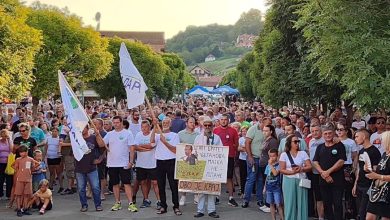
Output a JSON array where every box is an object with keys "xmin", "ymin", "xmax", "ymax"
[{"xmin": 0, "ymin": 185, "xmax": 272, "ymax": 220}]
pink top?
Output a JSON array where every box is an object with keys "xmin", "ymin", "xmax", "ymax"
[{"xmin": 0, "ymin": 140, "xmax": 11, "ymax": 164}]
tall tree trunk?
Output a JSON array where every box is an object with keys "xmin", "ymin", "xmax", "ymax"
[
  {"xmin": 344, "ymin": 99, "xmax": 354, "ymax": 127},
  {"xmin": 32, "ymin": 96, "xmax": 39, "ymax": 118}
]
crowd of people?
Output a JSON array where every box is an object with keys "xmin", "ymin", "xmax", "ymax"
[{"xmin": 0, "ymin": 98, "xmax": 390, "ymax": 220}]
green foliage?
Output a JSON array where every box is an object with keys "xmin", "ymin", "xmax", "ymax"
[
  {"xmin": 0, "ymin": 0, "xmax": 42, "ymax": 100},
  {"xmin": 296, "ymin": 0, "xmax": 390, "ymax": 111},
  {"xmin": 166, "ymin": 9, "xmax": 264, "ymax": 65},
  {"xmin": 26, "ymin": 4, "xmax": 113, "ymax": 99}
]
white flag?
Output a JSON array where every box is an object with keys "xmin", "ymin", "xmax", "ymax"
[
  {"xmin": 58, "ymin": 71, "xmax": 90, "ymax": 161},
  {"xmin": 119, "ymin": 42, "xmax": 148, "ymax": 109}
]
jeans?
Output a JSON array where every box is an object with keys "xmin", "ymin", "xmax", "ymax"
[
  {"xmin": 320, "ymin": 184, "xmax": 344, "ymax": 220},
  {"xmin": 197, "ymin": 194, "xmax": 216, "ymax": 214},
  {"xmin": 244, "ymin": 158, "xmax": 263, "ymax": 203},
  {"xmin": 76, "ymin": 169, "xmax": 101, "ymax": 208},
  {"xmin": 156, "ymin": 159, "xmax": 179, "ymax": 209}
]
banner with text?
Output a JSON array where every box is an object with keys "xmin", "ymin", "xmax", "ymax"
[{"xmin": 175, "ymin": 144, "xmax": 228, "ymax": 194}]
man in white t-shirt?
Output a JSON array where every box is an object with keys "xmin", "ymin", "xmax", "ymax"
[
  {"xmin": 103, "ymin": 116, "xmax": 137, "ymax": 212},
  {"xmin": 128, "ymin": 110, "xmax": 141, "ymax": 137},
  {"xmin": 132, "ymin": 120, "xmax": 160, "ymax": 209},
  {"xmin": 151, "ymin": 117, "xmax": 182, "ymax": 215},
  {"xmin": 370, "ymin": 117, "xmax": 386, "ymax": 154}
]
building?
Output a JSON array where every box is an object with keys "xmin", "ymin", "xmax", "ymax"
[
  {"xmin": 204, "ymin": 54, "xmax": 216, "ymax": 62},
  {"xmin": 197, "ymin": 76, "xmax": 223, "ymax": 91},
  {"xmin": 100, "ymin": 31, "xmax": 165, "ymax": 53},
  {"xmin": 235, "ymin": 34, "xmax": 258, "ymax": 48},
  {"xmin": 189, "ymin": 65, "xmax": 212, "ymax": 78}
]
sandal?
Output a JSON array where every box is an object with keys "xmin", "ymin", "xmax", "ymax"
[
  {"xmin": 174, "ymin": 208, "xmax": 182, "ymax": 216},
  {"xmin": 157, "ymin": 207, "xmax": 167, "ymax": 214},
  {"xmin": 39, "ymin": 208, "xmax": 45, "ymax": 215}
]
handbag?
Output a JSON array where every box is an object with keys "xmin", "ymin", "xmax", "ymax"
[
  {"xmin": 4, "ymin": 153, "xmax": 15, "ymax": 175},
  {"xmin": 286, "ymin": 152, "xmax": 311, "ymax": 189},
  {"xmin": 368, "ymin": 155, "xmax": 390, "ymax": 203}
]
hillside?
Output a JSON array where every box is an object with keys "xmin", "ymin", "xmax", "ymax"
[
  {"xmin": 167, "ymin": 9, "xmax": 263, "ymax": 66},
  {"xmin": 188, "ymin": 56, "xmax": 242, "ymax": 76}
]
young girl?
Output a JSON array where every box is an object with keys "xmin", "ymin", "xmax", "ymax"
[
  {"xmin": 28, "ymin": 179, "xmax": 53, "ymax": 215},
  {"xmin": 32, "ymin": 150, "xmax": 47, "ymax": 192}
]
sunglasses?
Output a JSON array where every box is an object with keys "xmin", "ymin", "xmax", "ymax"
[
  {"xmin": 377, "ymin": 122, "xmax": 385, "ymax": 125},
  {"xmin": 292, "ymin": 140, "xmax": 300, "ymax": 144},
  {"xmin": 204, "ymin": 124, "xmax": 213, "ymax": 128},
  {"xmin": 336, "ymin": 128, "xmax": 345, "ymax": 131},
  {"xmin": 20, "ymin": 129, "xmax": 28, "ymax": 132}
]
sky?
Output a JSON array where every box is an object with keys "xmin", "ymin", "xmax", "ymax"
[{"xmin": 24, "ymin": 0, "xmax": 269, "ymax": 39}]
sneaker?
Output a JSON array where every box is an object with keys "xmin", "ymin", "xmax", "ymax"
[
  {"xmin": 156, "ymin": 201, "xmax": 162, "ymax": 210},
  {"xmin": 228, "ymin": 198, "xmax": 238, "ymax": 207},
  {"xmin": 256, "ymin": 201, "xmax": 264, "ymax": 207},
  {"xmin": 57, "ymin": 187, "xmax": 64, "ymax": 194},
  {"xmin": 17, "ymin": 210, "xmax": 23, "ymax": 217},
  {"xmin": 111, "ymin": 202, "xmax": 122, "ymax": 211},
  {"xmin": 208, "ymin": 212, "xmax": 220, "ymax": 218},
  {"xmin": 96, "ymin": 206, "xmax": 103, "ymax": 212},
  {"xmin": 241, "ymin": 202, "xmax": 249, "ymax": 208},
  {"xmin": 61, "ymin": 188, "xmax": 73, "ymax": 195},
  {"xmin": 179, "ymin": 195, "xmax": 186, "ymax": 206},
  {"xmin": 140, "ymin": 199, "xmax": 151, "ymax": 208},
  {"xmin": 80, "ymin": 206, "xmax": 88, "ymax": 212},
  {"xmin": 22, "ymin": 209, "xmax": 32, "ymax": 215},
  {"xmin": 194, "ymin": 212, "xmax": 204, "ymax": 218},
  {"xmin": 128, "ymin": 203, "xmax": 138, "ymax": 212},
  {"xmin": 259, "ymin": 205, "xmax": 270, "ymax": 213}
]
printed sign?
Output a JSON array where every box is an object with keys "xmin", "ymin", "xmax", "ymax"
[
  {"xmin": 178, "ymin": 180, "xmax": 221, "ymax": 195},
  {"xmin": 175, "ymin": 144, "xmax": 229, "ymax": 183}
]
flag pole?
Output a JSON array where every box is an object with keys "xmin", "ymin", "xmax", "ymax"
[{"xmin": 145, "ymin": 97, "xmax": 163, "ymax": 135}]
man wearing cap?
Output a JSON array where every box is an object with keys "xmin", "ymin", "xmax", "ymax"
[{"xmin": 193, "ymin": 116, "xmax": 222, "ymax": 218}]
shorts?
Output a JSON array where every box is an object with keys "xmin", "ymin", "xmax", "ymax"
[
  {"xmin": 136, "ymin": 167, "xmax": 157, "ymax": 181},
  {"xmin": 266, "ymin": 189, "xmax": 283, "ymax": 205},
  {"xmin": 310, "ymin": 173, "xmax": 322, "ymax": 201},
  {"xmin": 227, "ymin": 157, "xmax": 234, "ymax": 179},
  {"xmin": 64, "ymin": 155, "xmax": 75, "ymax": 179},
  {"xmin": 47, "ymin": 158, "xmax": 61, "ymax": 166},
  {"xmin": 14, "ymin": 181, "xmax": 33, "ymax": 196},
  {"xmin": 108, "ymin": 167, "xmax": 132, "ymax": 185},
  {"xmin": 33, "ymin": 200, "xmax": 53, "ymax": 210},
  {"xmin": 97, "ymin": 163, "xmax": 106, "ymax": 180}
]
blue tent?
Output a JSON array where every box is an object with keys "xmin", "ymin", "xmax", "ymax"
[
  {"xmin": 210, "ymin": 85, "xmax": 239, "ymax": 95},
  {"xmin": 185, "ymin": 85, "xmax": 210, "ymax": 95}
]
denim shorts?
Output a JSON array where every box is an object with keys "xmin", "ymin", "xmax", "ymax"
[{"xmin": 266, "ymin": 189, "xmax": 283, "ymax": 205}]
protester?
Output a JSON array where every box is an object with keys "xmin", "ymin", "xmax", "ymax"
[
  {"xmin": 193, "ymin": 116, "xmax": 222, "ymax": 218},
  {"xmin": 313, "ymin": 125, "xmax": 347, "ymax": 220},
  {"xmin": 103, "ymin": 116, "xmax": 137, "ymax": 212},
  {"xmin": 28, "ymin": 179, "xmax": 53, "ymax": 215},
  {"xmin": 0, "ymin": 129, "xmax": 13, "ymax": 200},
  {"xmin": 31, "ymin": 150, "xmax": 47, "ymax": 192},
  {"xmin": 151, "ymin": 117, "xmax": 182, "ymax": 215},
  {"xmin": 280, "ymin": 134, "xmax": 312, "ymax": 220},
  {"xmin": 365, "ymin": 131, "xmax": 390, "ymax": 220},
  {"xmin": 45, "ymin": 126, "xmax": 63, "ymax": 191}
]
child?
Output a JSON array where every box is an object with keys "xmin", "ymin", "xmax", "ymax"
[
  {"xmin": 264, "ymin": 148, "xmax": 284, "ymax": 220},
  {"xmin": 32, "ymin": 150, "xmax": 47, "ymax": 192},
  {"xmin": 13, "ymin": 145, "xmax": 40, "ymax": 217},
  {"xmin": 28, "ymin": 179, "xmax": 53, "ymax": 215}
]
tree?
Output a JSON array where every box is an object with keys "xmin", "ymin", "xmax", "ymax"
[
  {"xmin": 233, "ymin": 8, "xmax": 263, "ymax": 36},
  {"xmin": 296, "ymin": 0, "xmax": 390, "ymax": 112},
  {"xmin": 0, "ymin": 0, "xmax": 42, "ymax": 101},
  {"xmin": 90, "ymin": 37, "xmax": 168, "ymax": 100},
  {"xmin": 26, "ymin": 3, "xmax": 113, "ymax": 106}
]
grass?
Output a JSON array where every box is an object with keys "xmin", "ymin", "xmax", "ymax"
[{"xmin": 188, "ymin": 56, "xmax": 241, "ymax": 76}]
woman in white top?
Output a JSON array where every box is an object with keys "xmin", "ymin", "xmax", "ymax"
[
  {"xmin": 238, "ymin": 126, "xmax": 249, "ymax": 197},
  {"xmin": 44, "ymin": 127, "xmax": 63, "ymax": 191},
  {"xmin": 279, "ymin": 134, "xmax": 312, "ymax": 220}
]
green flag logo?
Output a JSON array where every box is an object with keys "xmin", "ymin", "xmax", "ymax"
[{"xmin": 70, "ymin": 97, "xmax": 78, "ymax": 109}]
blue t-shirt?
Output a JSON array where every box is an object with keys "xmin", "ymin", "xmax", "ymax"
[{"xmin": 264, "ymin": 163, "xmax": 281, "ymax": 191}]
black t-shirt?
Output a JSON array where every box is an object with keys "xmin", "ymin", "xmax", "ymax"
[
  {"xmin": 313, "ymin": 142, "xmax": 347, "ymax": 186},
  {"xmin": 357, "ymin": 145, "xmax": 381, "ymax": 188},
  {"xmin": 13, "ymin": 136, "xmax": 37, "ymax": 158},
  {"xmin": 75, "ymin": 135, "xmax": 98, "ymax": 174}
]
